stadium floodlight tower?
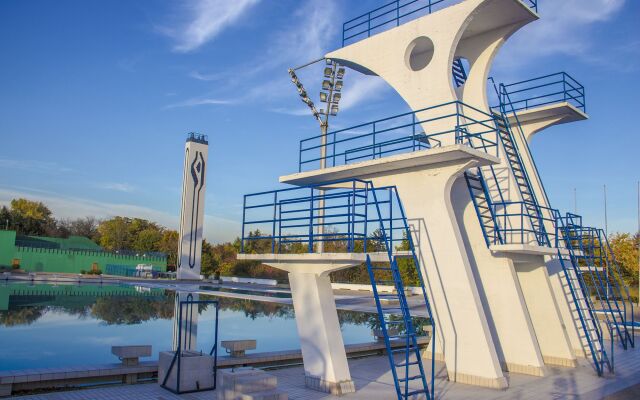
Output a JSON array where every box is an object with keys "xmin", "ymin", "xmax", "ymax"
[
  {"xmin": 288, "ymin": 60, "xmax": 345, "ymax": 252},
  {"xmin": 177, "ymin": 132, "xmax": 208, "ymax": 281}
]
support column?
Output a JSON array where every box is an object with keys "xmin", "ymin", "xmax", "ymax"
[
  {"xmin": 373, "ymin": 158, "xmax": 507, "ymax": 388},
  {"xmin": 237, "ymin": 254, "xmax": 365, "ymax": 395},
  {"xmin": 546, "ymin": 259, "xmax": 590, "ymax": 357},
  {"xmin": 451, "ymin": 178, "xmax": 547, "ymax": 376},
  {"xmin": 288, "ymin": 271, "xmax": 355, "ymax": 395},
  {"xmin": 177, "ymin": 133, "xmax": 208, "ymax": 281},
  {"xmin": 514, "ymin": 261, "xmax": 577, "ymax": 366}
]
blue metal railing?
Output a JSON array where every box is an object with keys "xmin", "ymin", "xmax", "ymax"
[
  {"xmin": 490, "ymin": 201, "xmax": 558, "ymax": 246},
  {"xmin": 298, "ymin": 101, "xmax": 499, "ymax": 172},
  {"xmin": 498, "ymin": 72, "xmax": 586, "ymax": 113},
  {"xmin": 241, "ymin": 179, "xmax": 412, "ymax": 254},
  {"xmin": 342, "ymin": 0, "xmax": 538, "ymax": 46}
]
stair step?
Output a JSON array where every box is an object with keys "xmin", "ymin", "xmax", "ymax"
[
  {"xmin": 398, "ymin": 375, "xmax": 423, "ymax": 383},
  {"xmin": 403, "ymin": 389, "xmax": 428, "ymax": 398}
]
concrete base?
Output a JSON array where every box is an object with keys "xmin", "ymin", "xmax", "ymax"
[
  {"xmin": 304, "ymin": 374, "xmax": 356, "ymax": 395},
  {"xmin": 502, "ymin": 362, "xmax": 546, "ymax": 377},
  {"xmin": 543, "ymin": 355, "xmax": 579, "ymax": 368},
  {"xmin": 452, "ymin": 372, "xmax": 508, "ymax": 389},
  {"xmin": 158, "ymin": 350, "xmax": 215, "ymax": 392}
]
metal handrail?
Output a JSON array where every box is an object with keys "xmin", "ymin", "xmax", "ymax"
[
  {"xmin": 241, "ymin": 179, "xmax": 411, "ymax": 254},
  {"xmin": 298, "ymin": 101, "xmax": 499, "ymax": 172},
  {"xmin": 342, "ymin": 0, "xmax": 538, "ymax": 46},
  {"xmin": 498, "ymin": 72, "xmax": 586, "ymax": 113},
  {"xmin": 491, "ymin": 201, "xmax": 557, "ymax": 246}
]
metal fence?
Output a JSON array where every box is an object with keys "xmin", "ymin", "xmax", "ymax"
[
  {"xmin": 241, "ymin": 179, "xmax": 411, "ymax": 255},
  {"xmin": 299, "ymin": 101, "xmax": 499, "ymax": 172},
  {"xmin": 499, "ymin": 72, "xmax": 586, "ymax": 113}
]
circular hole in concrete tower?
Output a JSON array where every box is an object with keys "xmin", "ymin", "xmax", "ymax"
[{"xmin": 405, "ymin": 36, "xmax": 435, "ymax": 71}]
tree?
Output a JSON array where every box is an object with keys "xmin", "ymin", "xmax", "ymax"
[
  {"xmin": 158, "ymin": 230, "xmax": 179, "ymax": 268},
  {"xmin": 8, "ymin": 198, "xmax": 55, "ymax": 236},
  {"xmin": 133, "ymin": 228, "xmax": 163, "ymax": 252},
  {"xmin": 609, "ymin": 232, "xmax": 639, "ymax": 288},
  {"xmin": 63, "ymin": 217, "xmax": 101, "ymax": 240},
  {"xmin": 98, "ymin": 217, "xmax": 131, "ymax": 250}
]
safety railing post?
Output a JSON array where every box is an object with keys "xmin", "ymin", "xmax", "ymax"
[
  {"xmin": 272, "ymin": 192, "xmax": 278, "ymax": 253},
  {"xmin": 278, "ymin": 202, "xmax": 283, "ymax": 253},
  {"xmin": 396, "ymin": 0, "xmax": 400, "ymax": 26},
  {"xmin": 309, "ymin": 188, "xmax": 315, "ymax": 253},
  {"xmin": 241, "ymin": 195, "xmax": 247, "ymax": 253},
  {"xmin": 364, "ymin": 184, "xmax": 369, "ymax": 253},
  {"xmin": 372, "ymin": 122, "xmax": 377, "ymax": 160}
]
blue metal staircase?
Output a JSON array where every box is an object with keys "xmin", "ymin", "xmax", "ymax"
[
  {"xmin": 492, "ymin": 110, "xmax": 550, "ymax": 246},
  {"xmin": 573, "ymin": 226, "xmax": 635, "ymax": 349},
  {"xmin": 556, "ymin": 214, "xmax": 613, "ymax": 375},
  {"xmin": 367, "ymin": 185, "xmax": 436, "ymax": 400}
]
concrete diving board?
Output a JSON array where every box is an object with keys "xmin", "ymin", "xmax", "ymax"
[{"xmin": 507, "ymin": 102, "xmax": 588, "ymax": 142}]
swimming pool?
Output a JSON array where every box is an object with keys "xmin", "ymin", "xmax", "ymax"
[{"xmin": 0, "ymin": 282, "xmax": 390, "ymax": 371}]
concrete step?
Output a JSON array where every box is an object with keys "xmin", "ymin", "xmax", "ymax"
[
  {"xmin": 234, "ymin": 389, "xmax": 288, "ymax": 400},
  {"xmin": 220, "ymin": 369, "xmax": 279, "ymax": 397}
]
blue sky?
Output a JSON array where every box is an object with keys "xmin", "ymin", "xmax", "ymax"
[{"xmin": 0, "ymin": 0, "xmax": 638, "ymax": 243}]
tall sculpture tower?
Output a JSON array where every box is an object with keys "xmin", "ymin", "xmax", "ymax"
[{"xmin": 177, "ymin": 132, "xmax": 208, "ymax": 280}]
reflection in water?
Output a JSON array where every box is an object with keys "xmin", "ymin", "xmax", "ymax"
[
  {"xmin": 0, "ymin": 285, "xmax": 430, "ymax": 333},
  {"xmin": 0, "ymin": 283, "xmax": 430, "ymax": 371}
]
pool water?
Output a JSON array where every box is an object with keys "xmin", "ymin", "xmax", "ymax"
[{"xmin": 0, "ymin": 282, "xmax": 380, "ymax": 371}]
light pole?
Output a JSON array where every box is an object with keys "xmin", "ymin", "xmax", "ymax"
[
  {"xmin": 637, "ymin": 181, "xmax": 639, "ymax": 306},
  {"xmin": 288, "ymin": 59, "xmax": 345, "ymax": 253}
]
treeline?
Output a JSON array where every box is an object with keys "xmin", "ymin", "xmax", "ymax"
[{"xmin": 2, "ymin": 198, "xmax": 638, "ymax": 289}]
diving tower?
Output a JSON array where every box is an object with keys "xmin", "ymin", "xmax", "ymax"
[{"xmin": 237, "ymin": 0, "xmax": 635, "ymax": 398}]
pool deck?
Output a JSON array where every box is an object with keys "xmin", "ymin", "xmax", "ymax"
[{"xmin": 13, "ymin": 343, "xmax": 640, "ymax": 400}]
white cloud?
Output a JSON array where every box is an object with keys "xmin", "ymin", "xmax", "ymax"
[
  {"xmin": 164, "ymin": 97, "xmax": 236, "ymax": 109},
  {"xmin": 161, "ymin": 0, "xmax": 261, "ymax": 53},
  {"xmin": 496, "ymin": 0, "xmax": 625, "ymax": 69},
  {"xmin": 0, "ymin": 158, "xmax": 72, "ymax": 174},
  {"xmin": 96, "ymin": 183, "xmax": 136, "ymax": 193}
]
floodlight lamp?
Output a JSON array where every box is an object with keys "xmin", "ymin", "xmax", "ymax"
[
  {"xmin": 325, "ymin": 58, "xmax": 332, "ymax": 65},
  {"xmin": 324, "ymin": 67, "xmax": 333, "ymax": 77},
  {"xmin": 322, "ymin": 80, "xmax": 332, "ymax": 90},
  {"xmin": 334, "ymin": 80, "xmax": 343, "ymax": 91},
  {"xmin": 336, "ymin": 68, "xmax": 345, "ymax": 79},
  {"xmin": 330, "ymin": 104, "xmax": 339, "ymax": 115},
  {"xmin": 332, "ymin": 93, "xmax": 341, "ymax": 103},
  {"xmin": 320, "ymin": 92, "xmax": 328, "ymax": 102}
]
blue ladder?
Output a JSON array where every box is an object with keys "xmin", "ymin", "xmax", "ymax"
[
  {"xmin": 492, "ymin": 112, "xmax": 550, "ymax": 246},
  {"xmin": 595, "ymin": 228, "xmax": 635, "ymax": 348},
  {"xmin": 452, "ymin": 58, "xmax": 467, "ymax": 88},
  {"xmin": 367, "ymin": 186, "xmax": 435, "ymax": 400},
  {"xmin": 574, "ymin": 227, "xmax": 634, "ymax": 349},
  {"xmin": 557, "ymin": 215, "xmax": 613, "ymax": 375},
  {"xmin": 464, "ymin": 169, "xmax": 503, "ymax": 247},
  {"xmin": 366, "ymin": 256, "xmax": 433, "ymax": 400}
]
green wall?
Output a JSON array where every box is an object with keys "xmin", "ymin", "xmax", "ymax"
[{"xmin": 0, "ymin": 230, "xmax": 167, "ymax": 273}]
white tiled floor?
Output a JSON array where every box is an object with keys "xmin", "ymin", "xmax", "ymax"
[{"xmin": 16, "ymin": 342, "xmax": 640, "ymax": 400}]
